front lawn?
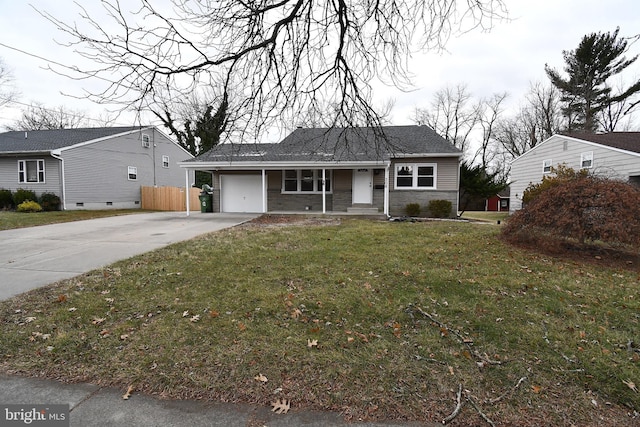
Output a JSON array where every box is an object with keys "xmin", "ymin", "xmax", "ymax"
[
  {"xmin": 0, "ymin": 210, "xmax": 147, "ymax": 231},
  {"xmin": 1, "ymin": 218, "xmax": 638, "ymax": 426}
]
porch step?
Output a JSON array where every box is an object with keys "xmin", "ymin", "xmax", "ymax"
[{"xmin": 347, "ymin": 206, "xmax": 380, "ymax": 214}]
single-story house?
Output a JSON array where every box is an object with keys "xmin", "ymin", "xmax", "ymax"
[
  {"xmin": 0, "ymin": 126, "xmax": 194, "ymax": 210},
  {"xmin": 178, "ymin": 125, "xmax": 462, "ymax": 216},
  {"xmin": 509, "ymin": 132, "xmax": 640, "ymax": 212}
]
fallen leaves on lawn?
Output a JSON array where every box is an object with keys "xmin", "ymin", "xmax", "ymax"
[
  {"xmin": 24, "ymin": 317, "xmax": 36, "ymax": 323},
  {"xmin": 254, "ymin": 374, "xmax": 268, "ymax": 383},
  {"xmin": 623, "ymin": 379, "xmax": 637, "ymax": 393},
  {"xmin": 92, "ymin": 317, "xmax": 106, "ymax": 325},
  {"xmin": 307, "ymin": 339, "xmax": 318, "ymax": 348},
  {"xmin": 122, "ymin": 385, "xmax": 134, "ymax": 400},
  {"xmin": 190, "ymin": 314, "xmax": 200, "ymax": 323},
  {"xmin": 271, "ymin": 398, "xmax": 290, "ymax": 414}
]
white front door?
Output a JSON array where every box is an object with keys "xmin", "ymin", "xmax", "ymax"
[{"xmin": 352, "ymin": 168, "xmax": 373, "ymax": 204}]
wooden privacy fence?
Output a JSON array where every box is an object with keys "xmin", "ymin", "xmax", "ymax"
[{"xmin": 141, "ymin": 186, "xmax": 202, "ymax": 211}]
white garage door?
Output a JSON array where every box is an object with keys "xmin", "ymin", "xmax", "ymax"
[{"xmin": 220, "ymin": 175, "xmax": 264, "ymax": 213}]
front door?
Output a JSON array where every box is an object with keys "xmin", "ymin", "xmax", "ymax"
[{"xmin": 352, "ymin": 169, "xmax": 373, "ymax": 204}]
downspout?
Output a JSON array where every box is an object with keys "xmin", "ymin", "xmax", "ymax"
[
  {"xmin": 322, "ymin": 168, "xmax": 326, "ymax": 214},
  {"xmin": 383, "ymin": 163, "xmax": 390, "ymax": 217},
  {"xmin": 185, "ymin": 169, "xmax": 190, "ymax": 216},
  {"xmin": 262, "ymin": 169, "xmax": 267, "ymax": 213},
  {"xmin": 51, "ymin": 152, "xmax": 66, "ymax": 210}
]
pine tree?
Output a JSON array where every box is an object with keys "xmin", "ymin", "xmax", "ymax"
[{"xmin": 545, "ymin": 28, "xmax": 640, "ymax": 132}]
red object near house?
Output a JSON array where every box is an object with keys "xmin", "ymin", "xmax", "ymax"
[{"xmin": 486, "ymin": 195, "xmax": 509, "ymax": 211}]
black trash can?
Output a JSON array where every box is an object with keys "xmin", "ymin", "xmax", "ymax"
[{"xmin": 199, "ymin": 193, "xmax": 213, "ymax": 213}]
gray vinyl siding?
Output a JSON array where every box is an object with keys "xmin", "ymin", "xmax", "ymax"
[
  {"xmin": 60, "ymin": 128, "xmax": 193, "ymax": 209},
  {"xmin": 0, "ymin": 155, "xmax": 62, "ymax": 197},
  {"xmin": 510, "ymin": 135, "xmax": 640, "ymax": 212}
]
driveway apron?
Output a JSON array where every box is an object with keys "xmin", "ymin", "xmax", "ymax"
[{"xmin": 0, "ymin": 212, "xmax": 257, "ymax": 300}]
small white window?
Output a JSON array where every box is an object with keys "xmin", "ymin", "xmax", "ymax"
[
  {"xmin": 581, "ymin": 152, "xmax": 593, "ymax": 169},
  {"xmin": 128, "ymin": 166, "xmax": 138, "ymax": 180},
  {"xmin": 162, "ymin": 155, "xmax": 170, "ymax": 168},
  {"xmin": 542, "ymin": 159, "xmax": 552, "ymax": 174},
  {"xmin": 394, "ymin": 163, "xmax": 436, "ymax": 189},
  {"xmin": 18, "ymin": 159, "xmax": 45, "ymax": 183},
  {"xmin": 142, "ymin": 134, "xmax": 150, "ymax": 148}
]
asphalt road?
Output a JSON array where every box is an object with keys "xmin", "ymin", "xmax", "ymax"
[{"xmin": 0, "ymin": 212, "xmax": 257, "ymax": 300}]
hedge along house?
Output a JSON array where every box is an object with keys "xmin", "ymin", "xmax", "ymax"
[
  {"xmin": 0, "ymin": 126, "xmax": 194, "ymax": 210},
  {"xmin": 178, "ymin": 126, "xmax": 462, "ymax": 216}
]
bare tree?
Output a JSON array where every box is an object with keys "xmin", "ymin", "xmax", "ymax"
[
  {"xmin": 598, "ymin": 78, "xmax": 640, "ymax": 131},
  {"xmin": 413, "ymin": 84, "xmax": 480, "ymax": 155},
  {"xmin": 0, "ymin": 57, "xmax": 19, "ymax": 108},
  {"xmin": 7, "ymin": 102, "xmax": 93, "ymax": 130},
  {"xmin": 473, "ymin": 92, "xmax": 508, "ymax": 173},
  {"xmin": 494, "ymin": 81, "xmax": 564, "ymax": 160},
  {"xmin": 37, "ymin": 0, "xmax": 508, "ymax": 143}
]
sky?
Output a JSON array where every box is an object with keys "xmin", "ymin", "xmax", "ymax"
[{"xmin": 0, "ymin": 0, "xmax": 639, "ymax": 136}]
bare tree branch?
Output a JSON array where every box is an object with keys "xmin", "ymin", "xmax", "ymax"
[{"xmin": 35, "ymin": 0, "xmax": 508, "ymax": 142}]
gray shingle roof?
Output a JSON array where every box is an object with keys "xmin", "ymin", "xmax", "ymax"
[
  {"xmin": 0, "ymin": 127, "xmax": 147, "ymax": 153},
  {"xmin": 563, "ymin": 132, "xmax": 640, "ymax": 154},
  {"xmin": 191, "ymin": 125, "xmax": 460, "ymax": 163}
]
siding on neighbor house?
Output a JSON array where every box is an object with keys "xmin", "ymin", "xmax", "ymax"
[
  {"xmin": 0, "ymin": 155, "xmax": 62, "ymax": 197},
  {"xmin": 61, "ymin": 128, "xmax": 192, "ymax": 209},
  {"xmin": 510, "ymin": 136, "xmax": 640, "ymax": 212}
]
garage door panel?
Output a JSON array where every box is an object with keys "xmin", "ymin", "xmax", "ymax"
[{"xmin": 220, "ymin": 175, "xmax": 264, "ymax": 213}]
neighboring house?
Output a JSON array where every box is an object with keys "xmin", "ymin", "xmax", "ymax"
[
  {"xmin": 0, "ymin": 126, "xmax": 194, "ymax": 210},
  {"xmin": 509, "ymin": 132, "xmax": 640, "ymax": 212},
  {"xmin": 178, "ymin": 125, "xmax": 462, "ymax": 216},
  {"xmin": 486, "ymin": 188, "xmax": 510, "ymax": 212}
]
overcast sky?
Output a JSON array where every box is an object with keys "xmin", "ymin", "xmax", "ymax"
[{"xmin": 1, "ymin": 0, "xmax": 639, "ymax": 134}]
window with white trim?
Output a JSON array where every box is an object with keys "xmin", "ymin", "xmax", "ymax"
[
  {"xmin": 18, "ymin": 159, "xmax": 45, "ymax": 183},
  {"xmin": 162, "ymin": 155, "xmax": 170, "ymax": 168},
  {"xmin": 142, "ymin": 134, "xmax": 151, "ymax": 148},
  {"xmin": 580, "ymin": 151, "xmax": 593, "ymax": 169},
  {"xmin": 282, "ymin": 169, "xmax": 332, "ymax": 193},
  {"xmin": 542, "ymin": 159, "xmax": 552, "ymax": 174},
  {"xmin": 128, "ymin": 166, "xmax": 138, "ymax": 180},
  {"xmin": 394, "ymin": 163, "xmax": 436, "ymax": 189}
]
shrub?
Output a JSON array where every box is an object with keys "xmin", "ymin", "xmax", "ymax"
[
  {"xmin": 428, "ymin": 200, "xmax": 452, "ymax": 218},
  {"xmin": 16, "ymin": 200, "xmax": 43, "ymax": 213},
  {"xmin": 13, "ymin": 188, "xmax": 37, "ymax": 206},
  {"xmin": 39, "ymin": 192, "xmax": 61, "ymax": 211},
  {"xmin": 0, "ymin": 188, "xmax": 13, "ymax": 210},
  {"xmin": 522, "ymin": 164, "xmax": 588, "ymax": 205},
  {"xmin": 405, "ymin": 203, "xmax": 421, "ymax": 217},
  {"xmin": 502, "ymin": 175, "xmax": 640, "ymax": 248}
]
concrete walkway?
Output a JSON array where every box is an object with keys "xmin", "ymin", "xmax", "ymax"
[
  {"xmin": 0, "ymin": 375, "xmax": 426, "ymax": 427},
  {"xmin": 0, "ymin": 212, "xmax": 257, "ymax": 300}
]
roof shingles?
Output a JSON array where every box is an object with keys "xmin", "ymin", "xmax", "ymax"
[
  {"xmin": 0, "ymin": 127, "xmax": 147, "ymax": 153},
  {"xmin": 191, "ymin": 125, "xmax": 460, "ymax": 163}
]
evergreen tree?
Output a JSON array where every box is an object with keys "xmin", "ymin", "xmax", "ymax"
[
  {"xmin": 545, "ymin": 28, "xmax": 640, "ymax": 132},
  {"xmin": 458, "ymin": 161, "xmax": 509, "ymax": 215}
]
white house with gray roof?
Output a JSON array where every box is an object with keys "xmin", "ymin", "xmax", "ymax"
[
  {"xmin": 178, "ymin": 125, "xmax": 462, "ymax": 216},
  {"xmin": 509, "ymin": 132, "xmax": 640, "ymax": 212},
  {"xmin": 0, "ymin": 126, "xmax": 193, "ymax": 210}
]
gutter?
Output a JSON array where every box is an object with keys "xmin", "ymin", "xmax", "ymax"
[{"xmin": 50, "ymin": 150, "xmax": 66, "ymax": 211}]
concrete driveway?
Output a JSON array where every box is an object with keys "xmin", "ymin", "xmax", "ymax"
[{"xmin": 0, "ymin": 212, "xmax": 258, "ymax": 300}]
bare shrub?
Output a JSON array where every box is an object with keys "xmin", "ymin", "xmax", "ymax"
[{"xmin": 503, "ymin": 175, "xmax": 640, "ymax": 249}]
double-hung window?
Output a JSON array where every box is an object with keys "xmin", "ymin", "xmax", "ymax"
[
  {"xmin": 542, "ymin": 159, "xmax": 552, "ymax": 174},
  {"xmin": 581, "ymin": 151, "xmax": 593, "ymax": 169},
  {"xmin": 282, "ymin": 169, "xmax": 331, "ymax": 193},
  {"xmin": 18, "ymin": 159, "xmax": 45, "ymax": 183},
  {"xmin": 128, "ymin": 166, "xmax": 138, "ymax": 180},
  {"xmin": 162, "ymin": 155, "xmax": 170, "ymax": 168},
  {"xmin": 394, "ymin": 163, "xmax": 436, "ymax": 189}
]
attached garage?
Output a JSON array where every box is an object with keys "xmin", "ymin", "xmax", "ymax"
[{"xmin": 220, "ymin": 174, "xmax": 264, "ymax": 213}]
